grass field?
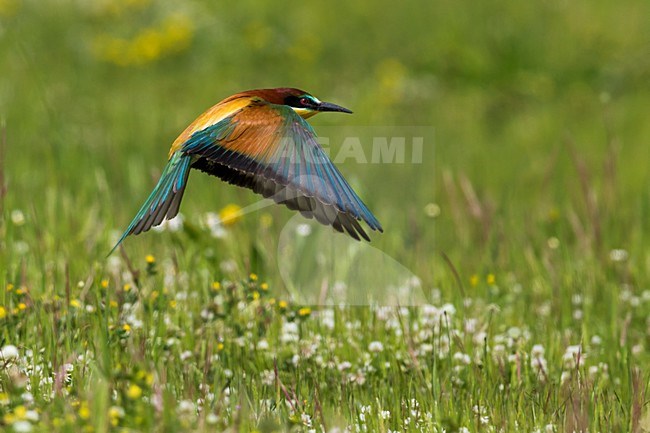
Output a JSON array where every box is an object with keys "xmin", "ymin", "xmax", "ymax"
[{"xmin": 2, "ymin": 0, "xmax": 650, "ymax": 431}]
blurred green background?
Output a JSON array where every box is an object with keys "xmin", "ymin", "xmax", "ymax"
[
  {"xmin": 3, "ymin": 1, "xmax": 650, "ymax": 431},
  {"xmin": 1, "ymin": 0, "xmax": 650, "ymax": 286}
]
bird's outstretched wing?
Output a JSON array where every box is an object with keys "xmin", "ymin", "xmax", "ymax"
[{"xmin": 181, "ymin": 97, "xmax": 383, "ymax": 241}]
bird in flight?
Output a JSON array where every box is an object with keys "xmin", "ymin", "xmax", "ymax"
[{"xmin": 111, "ymin": 88, "xmax": 382, "ymax": 253}]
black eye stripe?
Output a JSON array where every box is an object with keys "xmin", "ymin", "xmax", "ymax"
[{"xmin": 284, "ymin": 95, "xmax": 315, "ymax": 108}]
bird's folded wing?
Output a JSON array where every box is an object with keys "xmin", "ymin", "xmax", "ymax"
[{"xmin": 180, "ymin": 98, "xmax": 382, "ymax": 240}]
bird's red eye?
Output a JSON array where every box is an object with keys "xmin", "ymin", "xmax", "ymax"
[{"xmin": 300, "ymin": 97, "xmax": 309, "ymax": 106}]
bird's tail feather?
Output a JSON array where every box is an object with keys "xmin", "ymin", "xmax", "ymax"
[{"xmin": 109, "ymin": 153, "xmax": 191, "ymax": 255}]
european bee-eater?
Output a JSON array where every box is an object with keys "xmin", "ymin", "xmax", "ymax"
[{"xmin": 112, "ymin": 88, "xmax": 382, "ymax": 253}]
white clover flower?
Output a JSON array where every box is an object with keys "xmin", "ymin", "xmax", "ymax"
[
  {"xmin": 13, "ymin": 421, "xmax": 33, "ymax": 433},
  {"xmin": 14, "ymin": 241, "xmax": 29, "ymax": 255},
  {"xmin": 200, "ymin": 309, "xmax": 215, "ymax": 320},
  {"xmin": 301, "ymin": 413, "xmax": 312, "ymax": 427},
  {"xmin": 508, "ymin": 327, "xmax": 522, "ymax": 339},
  {"xmin": 492, "ymin": 343, "xmax": 506, "ymax": 359},
  {"xmin": 562, "ymin": 345, "xmax": 584, "ymax": 369},
  {"xmin": 380, "ymin": 410, "xmax": 390, "ymax": 419},
  {"xmin": 440, "ymin": 303, "xmax": 456, "ymax": 317},
  {"xmin": 473, "ymin": 331, "xmax": 487, "ymax": 346},
  {"xmin": 531, "ymin": 356, "xmax": 547, "ymax": 378},
  {"xmin": 21, "ymin": 393, "xmax": 34, "ymax": 404},
  {"xmin": 260, "ymin": 370, "xmax": 274, "ymax": 386},
  {"xmin": 23, "ymin": 409, "xmax": 38, "ymax": 422},
  {"xmin": 421, "ymin": 304, "xmax": 439, "ymax": 320},
  {"xmin": 177, "ymin": 400, "xmax": 195, "ymax": 414},
  {"xmin": 180, "ymin": 351, "xmax": 193, "ymax": 361},
  {"xmin": 203, "ymin": 212, "xmax": 227, "ymax": 238},
  {"xmin": 609, "ymin": 249, "xmax": 629, "ymax": 262},
  {"xmin": 11, "ymin": 209, "xmax": 25, "ymax": 226},
  {"xmin": 375, "ymin": 306, "xmax": 393, "ymax": 321},
  {"xmin": 283, "ymin": 321, "xmax": 299, "ymax": 334},
  {"xmin": 0, "ymin": 344, "xmax": 19, "ymax": 360},
  {"xmin": 320, "ymin": 309, "xmax": 335, "ymax": 330},
  {"xmin": 206, "ymin": 413, "xmax": 219, "ymax": 425},
  {"xmin": 296, "ymin": 224, "xmax": 312, "ymax": 237},
  {"xmin": 368, "ymin": 341, "xmax": 384, "ymax": 353},
  {"xmin": 560, "ymin": 371, "xmax": 571, "ymax": 384},
  {"xmin": 256, "ymin": 340, "xmax": 269, "ymax": 350},
  {"xmin": 573, "ymin": 309, "xmax": 583, "ymax": 320},
  {"xmin": 281, "ymin": 321, "xmax": 300, "ymax": 344},
  {"xmin": 458, "ymin": 428, "xmax": 470, "ymax": 433},
  {"xmin": 531, "ymin": 344, "xmax": 545, "ymax": 358},
  {"xmin": 453, "ymin": 352, "xmax": 471, "ymax": 365},
  {"xmin": 338, "ymin": 361, "xmax": 352, "ymax": 371},
  {"xmin": 219, "ymin": 259, "xmax": 237, "ymax": 273},
  {"xmin": 571, "ymin": 294, "xmax": 582, "ymax": 305},
  {"xmin": 464, "ymin": 318, "xmax": 477, "ymax": 334},
  {"xmin": 545, "ymin": 424, "xmax": 556, "ymax": 433},
  {"xmin": 152, "ymin": 214, "xmax": 184, "ymax": 232},
  {"xmin": 590, "ymin": 335, "xmax": 602, "ymax": 346}
]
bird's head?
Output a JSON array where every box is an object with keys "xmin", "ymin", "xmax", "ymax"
[{"xmin": 250, "ymin": 88, "xmax": 353, "ymax": 119}]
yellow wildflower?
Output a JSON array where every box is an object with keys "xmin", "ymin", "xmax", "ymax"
[
  {"xmin": 15, "ymin": 287, "xmax": 26, "ymax": 295},
  {"xmin": 278, "ymin": 300, "xmax": 288, "ymax": 309},
  {"xmin": 252, "ymin": 291, "xmax": 260, "ymax": 301},
  {"xmin": 260, "ymin": 283, "xmax": 269, "ymax": 291},
  {"xmin": 469, "ymin": 275, "xmax": 479, "ymax": 287},
  {"xmin": 70, "ymin": 299, "xmax": 81, "ymax": 308},
  {"xmin": 249, "ymin": 273, "xmax": 258, "ymax": 281},
  {"xmin": 122, "ymin": 324, "xmax": 131, "ymax": 332},
  {"xmin": 487, "ymin": 274, "xmax": 496, "ymax": 285},
  {"xmin": 0, "ymin": 0, "xmax": 20, "ymax": 17},
  {"xmin": 0, "ymin": 306, "xmax": 6, "ymax": 319},
  {"xmin": 101, "ymin": 279, "xmax": 109, "ymax": 289},
  {"xmin": 109, "ymin": 406, "xmax": 124, "ymax": 426},
  {"xmin": 217, "ymin": 343, "xmax": 224, "ymax": 351},
  {"xmin": 109, "ymin": 300, "xmax": 118, "ymax": 308},
  {"xmin": 6, "ymin": 283, "xmax": 13, "ymax": 292},
  {"xmin": 161, "ymin": 14, "xmax": 193, "ymax": 53},
  {"xmin": 13, "ymin": 405, "xmax": 27, "ymax": 419},
  {"xmin": 211, "ymin": 282, "xmax": 221, "ymax": 291},
  {"xmin": 123, "ymin": 284, "xmax": 131, "ymax": 292},
  {"xmin": 151, "ymin": 290, "xmax": 159, "ymax": 300},
  {"xmin": 17, "ymin": 303, "xmax": 26, "ymax": 311},
  {"xmin": 219, "ymin": 204, "xmax": 242, "ymax": 226},
  {"xmin": 131, "ymin": 28, "xmax": 162, "ymax": 63},
  {"xmin": 78, "ymin": 402, "xmax": 90, "ymax": 420},
  {"xmin": 298, "ymin": 307, "xmax": 311, "ymax": 317},
  {"xmin": 126, "ymin": 384, "xmax": 142, "ymax": 399},
  {"xmin": 169, "ymin": 300, "xmax": 177, "ymax": 308},
  {"xmin": 145, "ymin": 255, "xmax": 155, "ymax": 264}
]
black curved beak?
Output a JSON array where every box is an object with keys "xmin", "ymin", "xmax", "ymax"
[{"xmin": 317, "ymin": 101, "xmax": 353, "ymax": 114}]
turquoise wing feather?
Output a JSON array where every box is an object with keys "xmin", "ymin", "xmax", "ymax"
[{"xmin": 110, "ymin": 152, "xmax": 192, "ymax": 254}]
